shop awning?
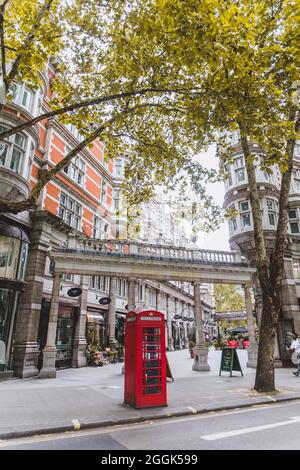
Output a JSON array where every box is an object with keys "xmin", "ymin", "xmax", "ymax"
[
  {"xmin": 87, "ymin": 313, "xmax": 105, "ymax": 322},
  {"xmin": 0, "ymin": 221, "xmax": 30, "ymax": 243}
]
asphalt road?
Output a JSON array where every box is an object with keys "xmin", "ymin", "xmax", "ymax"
[{"xmin": 1, "ymin": 400, "xmax": 300, "ymax": 450}]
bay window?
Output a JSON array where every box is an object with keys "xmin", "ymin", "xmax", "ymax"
[
  {"xmin": 289, "ymin": 209, "xmax": 300, "ymax": 234},
  {"xmin": 239, "ymin": 201, "xmax": 251, "ymax": 227},
  {"xmin": 0, "ymin": 125, "xmax": 26, "ymax": 174}
]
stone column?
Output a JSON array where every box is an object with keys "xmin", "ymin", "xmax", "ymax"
[
  {"xmin": 192, "ymin": 282, "xmax": 210, "ymax": 371},
  {"xmin": 244, "ymin": 285, "xmax": 258, "ymax": 368},
  {"xmin": 72, "ymin": 276, "xmax": 88, "ymax": 368},
  {"xmin": 108, "ymin": 277, "xmax": 117, "ymax": 347},
  {"xmin": 144, "ymin": 285, "xmax": 149, "ymax": 307},
  {"xmin": 166, "ymin": 295, "xmax": 174, "ymax": 351},
  {"xmin": 39, "ymin": 273, "xmax": 61, "ymax": 378},
  {"xmin": 156, "ymin": 289, "xmax": 162, "ymax": 311},
  {"xmin": 128, "ymin": 279, "xmax": 136, "ymax": 311},
  {"xmin": 183, "ymin": 308, "xmax": 189, "ymax": 348},
  {"xmin": 13, "ymin": 218, "xmax": 52, "ymax": 378}
]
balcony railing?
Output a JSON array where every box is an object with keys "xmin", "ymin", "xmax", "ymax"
[{"xmin": 61, "ymin": 235, "xmax": 247, "ymax": 266}]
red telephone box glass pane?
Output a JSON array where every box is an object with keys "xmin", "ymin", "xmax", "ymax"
[{"xmin": 142, "ymin": 327, "xmax": 162, "ymax": 395}]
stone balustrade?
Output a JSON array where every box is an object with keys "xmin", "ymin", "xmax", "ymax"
[{"xmin": 64, "ymin": 235, "xmax": 246, "ymax": 266}]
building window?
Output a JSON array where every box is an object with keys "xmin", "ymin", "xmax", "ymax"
[
  {"xmin": 92, "ymin": 215, "xmax": 100, "ymax": 238},
  {"xmin": 8, "ymin": 83, "xmax": 33, "ymax": 113},
  {"xmin": 293, "ymin": 260, "xmax": 300, "ymax": 280},
  {"xmin": 66, "ymin": 124, "xmax": 83, "ymax": 140},
  {"xmin": 138, "ymin": 284, "xmax": 145, "ymax": 302},
  {"xmin": 62, "ymin": 273, "xmax": 73, "ymax": 282},
  {"xmin": 290, "ymin": 222, "xmax": 300, "ymax": 234},
  {"xmin": 293, "ymin": 169, "xmax": 300, "ymax": 192},
  {"xmin": 225, "ymin": 164, "xmax": 232, "ymax": 186},
  {"xmin": 228, "ymin": 204, "xmax": 237, "ymax": 232},
  {"xmin": 235, "ymin": 168, "xmax": 245, "ymax": 182},
  {"xmin": 266, "ymin": 199, "xmax": 276, "ymax": 226},
  {"xmin": 58, "ymin": 192, "xmax": 82, "ymax": 230},
  {"xmin": 113, "ymin": 190, "xmax": 121, "ymax": 211},
  {"xmin": 101, "ymin": 181, "xmax": 107, "ymax": 205},
  {"xmin": 0, "ymin": 126, "xmax": 26, "ymax": 174},
  {"xmin": 239, "ymin": 201, "xmax": 251, "ymax": 227},
  {"xmin": 234, "ymin": 157, "xmax": 244, "ymax": 168},
  {"xmin": 289, "ymin": 209, "xmax": 297, "ymax": 219},
  {"xmin": 234, "ymin": 157, "xmax": 245, "ymax": 183},
  {"xmin": 98, "ymin": 276, "xmax": 108, "ymax": 292},
  {"xmin": 118, "ymin": 278, "xmax": 123, "ymax": 297},
  {"xmin": 123, "ymin": 280, "xmax": 127, "ymax": 297},
  {"xmin": 89, "ymin": 276, "xmax": 96, "ymax": 289},
  {"xmin": 63, "ymin": 154, "xmax": 85, "ymax": 187},
  {"xmin": 101, "ymin": 222, "xmax": 109, "ymax": 239},
  {"xmin": 289, "ymin": 209, "xmax": 300, "ymax": 234},
  {"xmin": 114, "ymin": 159, "xmax": 123, "ymax": 177}
]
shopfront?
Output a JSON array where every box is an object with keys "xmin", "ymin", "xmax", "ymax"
[
  {"xmin": 86, "ymin": 306, "xmax": 105, "ymax": 347},
  {"xmin": 115, "ymin": 313, "xmax": 126, "ymax": 345},
  {"xmin": 55, "ymin": 304, "xmax": 77, "ymax": 369},
  {"xmin": 0, "ymin": 222, "xmax": 29, "ymax": 374}
]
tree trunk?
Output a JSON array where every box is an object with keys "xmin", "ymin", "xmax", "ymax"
[
  {"xmin": 254, "ymin": 293, "xmax": 277, "ymax": 392},
  {"xmin": 239, "ymin": 112, "xmax": 299, "ymax": 393}
]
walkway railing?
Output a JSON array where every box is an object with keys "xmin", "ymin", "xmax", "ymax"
[{"xmin": 61, "ymin": 235, "xmax": 247, "ymax": 266}]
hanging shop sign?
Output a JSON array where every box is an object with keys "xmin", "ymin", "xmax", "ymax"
[
  {"xmin": 99, "ymin": 297, "xmax": 111, "ymax": 305},
  {"xmin": 67, "ymin": 287, "xmax": 82, "ymax": 297}
]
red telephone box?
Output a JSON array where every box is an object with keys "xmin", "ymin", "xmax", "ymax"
[{"xmin": 124, "ymin": 308, "xmax": 167, "ymax": 409}]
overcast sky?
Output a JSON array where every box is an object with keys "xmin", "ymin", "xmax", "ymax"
[{"xmin": 196, "ymin": 145, "xmax": 230, "ymax": 252}]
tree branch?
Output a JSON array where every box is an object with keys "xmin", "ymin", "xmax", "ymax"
[
  {"xmin": 0, "ymin": 101, "xmax": 181, "ymax": 213},
  {"xmin": 239, "ymin": 123, "xmax": 270, "ymax": 293},
  {"xmin": 272, "ymin": 111, "xmax": 300, "ymax": 285},
  {"xmin": 0, "ymin": 86, "xmax": 205, "ymax": 140},
  {"xmin": 7, "ymin": 0, "xmax": 54, "ymax": 88},
  {"xmin": 0, "ymin": 0, "xmax": 9, "ymax": 87}
]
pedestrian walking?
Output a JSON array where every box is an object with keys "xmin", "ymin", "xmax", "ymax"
[{"xmin": 288, "ymin": 334, "xmax": 300, "ymax": 376}]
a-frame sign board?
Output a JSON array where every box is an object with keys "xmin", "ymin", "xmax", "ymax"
[
  {"xmin": 166, "ymin": 356, "xmax": 174, "ymax": 382},
  {"xmin": 219, "ymin": 347, "xmax": 243, "ymax": 377}
]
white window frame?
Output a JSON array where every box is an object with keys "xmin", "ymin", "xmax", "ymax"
[
  {"xmin": 63, "ymin": 152, "xmax": 85, "ymax": 187},
  {"xmin": 0, "ymin": 125, "xmax": 26, "ymax": 174},
  {"xmin": 114, "ymin": 159, "xmax": 123, "ymax": 177},
  {"xmin": 239, "ymin": 200, "xmax": 251, "ymax": 228},
  {"xmin": 58, "ymin": 192, "xmax": 82, "ymax": 231},
  {"xmin": 101, "ymin": 180, "xmax": 107, "ymax": 205}
]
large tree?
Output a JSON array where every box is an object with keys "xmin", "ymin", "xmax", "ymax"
[
  {"xmin": 102, "ymin": 0, "xmax": 300, "ymax": 392},
  {"xmin": 1, "ymin": 0, "xmax": 300, "ymax": 392},
  {"xmin": 0, "ymin": 0, "xmax": 219, "ymax": 218}
]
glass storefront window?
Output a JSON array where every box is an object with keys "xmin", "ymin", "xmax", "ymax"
[
  {"xmin": 0, "ymin": 288, "xmax": 20, "ymax": 369},
  {"xmin": 18, "ymin": 242, "xmax": 29, "ymax": 281},
  {"xmin": 0, "ymin": 237, "xmax": 21, "ymax": 279}
]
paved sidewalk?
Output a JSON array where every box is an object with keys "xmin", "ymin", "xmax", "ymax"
[{"xmin": 1, "ymin": 349, "xmax": 300, "ymax": 439}]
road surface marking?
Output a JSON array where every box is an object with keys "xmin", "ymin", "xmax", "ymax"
[
  {"xmin": 187, "ymin": 407, "xmax": 197, "ymax": 414},
  {"xmin": 201, "ymin": 416, "xmax": 300, "ymax": 440},
  {"xmin": 72, "ymin": 419, "xmax": 80, "ymax": 430},
  {"xmin": 2, "ymin": 401, "xmax": 300, "ymax": 448}
]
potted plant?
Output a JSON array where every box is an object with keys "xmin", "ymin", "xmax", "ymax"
[
  {"xmin": 116, "ymin": 344, "xmax": 124, "ymax": 362},
  {"xmin": 189, "ymin": 341, "xmax": 195, "ymax": 358},
  {"xmin": 214, "ymin": 338, "xmax": 222, "ymax": 350}
]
